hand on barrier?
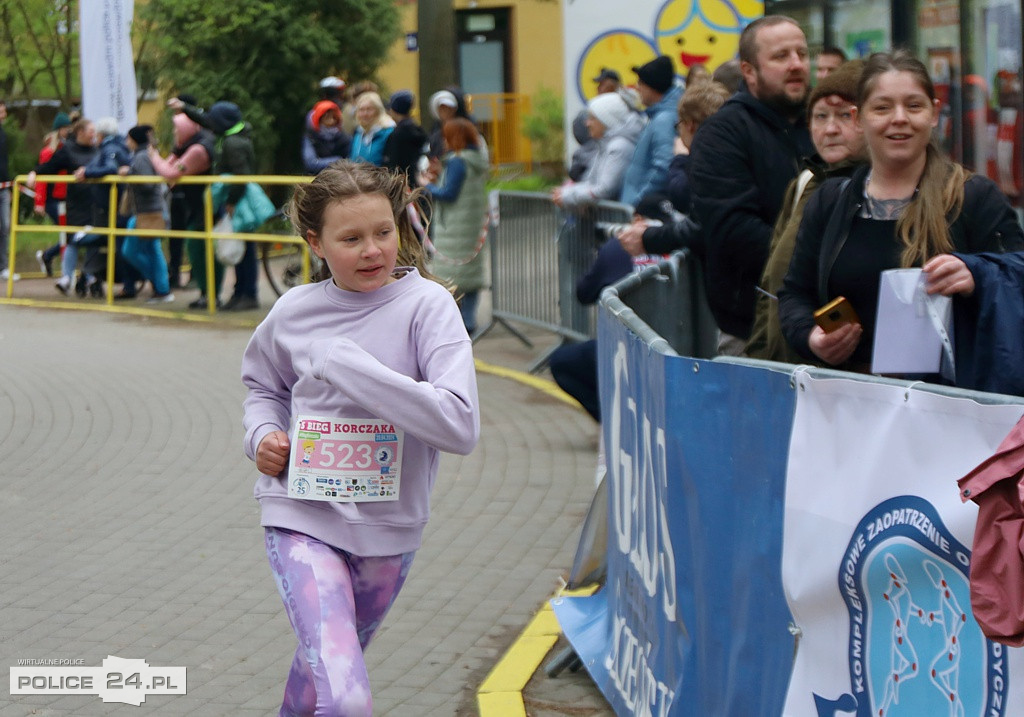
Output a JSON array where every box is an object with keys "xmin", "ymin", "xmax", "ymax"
[{"xmin": 617, "ymin": 220, "xmax": 648, "ymax": 256}]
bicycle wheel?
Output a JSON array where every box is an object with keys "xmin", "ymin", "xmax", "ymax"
[{"xmin": 261, "ymin": 241, "xmax": 319, "ymax": 297}]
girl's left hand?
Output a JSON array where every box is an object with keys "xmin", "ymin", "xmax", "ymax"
[{"xmin": 923, "ymin": 254, "xmax": 975, "ymax": 297}]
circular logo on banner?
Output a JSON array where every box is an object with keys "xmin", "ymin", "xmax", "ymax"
[{"xmin": 823, "ymin": 495, "xmax": 1007, "ymax": 717}]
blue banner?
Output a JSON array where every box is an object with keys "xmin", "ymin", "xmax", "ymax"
[{"xmin": 553, "ymin": 304, "xmax": 797, "ymax": 716}]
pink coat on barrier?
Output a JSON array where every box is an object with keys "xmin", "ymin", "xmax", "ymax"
[{"xmin": 958, "ymin": 414, "xmax": 1024, "ymax": 645}]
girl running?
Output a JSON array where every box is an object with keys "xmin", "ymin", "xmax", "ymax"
[{"xmin": 242, "ymin": 161, "xmax": 480, "ymax": 716}]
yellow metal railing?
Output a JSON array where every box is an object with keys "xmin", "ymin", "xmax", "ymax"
[
  {"xmin": 7, "ymin": 174, "xmax": 312, "ymax": 315},
  {"xmin": 467, "ymin": 93, "xmax": 533, "ymax": 171}
]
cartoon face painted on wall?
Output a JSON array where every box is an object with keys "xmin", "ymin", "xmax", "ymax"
[
  {"xmin": 654, "ymin": 0, "xmax": 759, "ymax": 73},
  {"xmin": 576, "ymin": 30, "xmax": 658, "ymax": 103}
]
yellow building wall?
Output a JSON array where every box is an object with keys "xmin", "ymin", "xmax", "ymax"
[
  {"xmin": 377, "ymin": 0, "xmax": 563, "ymax": 107},
  {"xmin": 377, "ymin": 0, "xmax": 420, "ymax": 104}
]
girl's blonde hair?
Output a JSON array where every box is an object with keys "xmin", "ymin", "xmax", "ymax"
[
  {"xmin": 288, "ymin": 161, "xmax": 432, "ymax": 282},
  {"xmin": 858, "ymin": 50, "xmax": 968, "ymax": 267}
]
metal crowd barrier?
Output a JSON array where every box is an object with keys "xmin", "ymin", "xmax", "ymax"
[
  {"xmin": 5, "ymin": 174, "xmax": 311, "ymax": 315},
  {"xmin": 477, "ymin": 190, "xmax": 633, "ymax": 369},
  {"xmin": 600, "ymin": 248, "xmax": 718, "ymax": 359},
  {"xmin": 556, "ymin": 249, "xmax": 1024, "ymax": 716}
]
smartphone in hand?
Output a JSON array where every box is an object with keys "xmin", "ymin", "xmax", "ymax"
[{"xmin": 813, "ymin": 296, "xmax": 860, "ymax": 333}]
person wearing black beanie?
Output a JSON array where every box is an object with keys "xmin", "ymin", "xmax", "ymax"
[
  {"xmin": 382, "ymin": 90, "xmax": 428, "ymax": 185},
  {"xmin": 619, "ymin": 55, "xmax": 683, "ymax": 206}
]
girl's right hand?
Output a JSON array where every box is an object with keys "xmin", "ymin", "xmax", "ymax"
[
  {"xmin": 256, "ymin": 430, "xmax": 291, "ymax": 477},
  {"xmin": 808, "ymin": 323, "xmax": 862, "ymax": 366}
]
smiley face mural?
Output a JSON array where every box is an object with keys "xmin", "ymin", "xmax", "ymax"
[{"xmin": 572, "ymin": 0, "xmax": 763, "ymax": 103}]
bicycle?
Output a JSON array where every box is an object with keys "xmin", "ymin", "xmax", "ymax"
[{"xmin": 257, "ymin": 208, "xmax": 321, "ymax": 297}]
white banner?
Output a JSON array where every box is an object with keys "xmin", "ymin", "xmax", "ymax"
[
  {"xmin": 782, "ymin": 373, "xmax": 1024, "ymax": 717},
  {"xmin": 79, "ymin": 0, "xmax": 138, "ymax": 134}
]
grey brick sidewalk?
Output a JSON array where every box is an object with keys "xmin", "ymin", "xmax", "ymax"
[{"xmin": 0, "ymin": 305, "xmax": 612, "ymax": 716}]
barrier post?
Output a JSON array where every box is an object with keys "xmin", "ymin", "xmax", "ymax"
[
  {"xmin": 203, "ymin": 186, "xmax": 217, "ymax": 315},
  {"xmin": 105, "ymin": 184, "xmax": 117, "ymax": 305},
  {"xmin": 7, "ymin": 180, "xmax": 19, "ymax": 298}
]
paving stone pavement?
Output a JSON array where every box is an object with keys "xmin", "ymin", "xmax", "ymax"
[{"xmin": 0, "ymin": 302, "xmax": 614, "ymax": 716}]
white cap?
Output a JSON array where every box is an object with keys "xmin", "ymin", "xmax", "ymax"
[
  {"xmin": 429, "ymin": 90, "xmax": 459, "ymax": 119},
  {"xmin": 319, "ymin": 76, "xmax": 346, "ymax": 89}
]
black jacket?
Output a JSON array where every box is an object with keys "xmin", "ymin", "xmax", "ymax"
[
  {"xmin": 778, "ymin": 164, "xmax": 1024, "ymax": 362},
  {"xmin": 382, "ymin": 118, "xmax": 428, "ymax": 181},
  {"xmin": 689, "ymin": 90, "xmax": 813, "ymax": 338},
  {"xmin": 34, "ymin": 140, "xmax": 99, "ymax": 226}
]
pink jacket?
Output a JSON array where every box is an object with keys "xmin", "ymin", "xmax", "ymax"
[{"xmin": 958, "ymin": 414, "xmax": 1024, "ymax": 645}]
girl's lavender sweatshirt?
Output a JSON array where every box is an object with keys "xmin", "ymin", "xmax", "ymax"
[{"xmin": 241, "ymin": 269, "xmax": 480, "ymax": 556}]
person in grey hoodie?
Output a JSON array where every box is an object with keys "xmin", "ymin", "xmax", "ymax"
[
  {"xmin": 552, "ymin": 91, "xmax": 644, "ymax": 211},
  {"xmin": 122, "ymin": 125, "xmax": 173, "ymax": 302}
]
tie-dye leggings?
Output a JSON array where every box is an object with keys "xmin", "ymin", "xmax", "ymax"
[{"xmin": 265, "ymin": 527, "xmax": 415, "ymax": 717}]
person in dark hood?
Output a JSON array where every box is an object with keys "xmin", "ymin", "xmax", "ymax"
[
  {"xmin": 381, "ymin": 90, "xmax": 428, "ymax": 184},
  {"xmin": 170, "ymin": 98, "xmax": 260, "ymax": 311},
  {"xmin": 302, "ymin": 100, "xmax": 352, "ymax": 174}
]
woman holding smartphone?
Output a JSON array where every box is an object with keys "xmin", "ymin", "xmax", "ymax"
[{"xmin": 778, "ymin": 50, "xmax": 1023, "ymax": 371}]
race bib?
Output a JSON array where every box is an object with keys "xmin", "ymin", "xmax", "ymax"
[{"xmin": 288, "ymin": 416, "xmax": 402, "ymax": 502}]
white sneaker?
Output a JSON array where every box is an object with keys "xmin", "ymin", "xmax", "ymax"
[
  {"xmin": 55, "ymin": 276, "xmax": 71, "ymax": 295},
  {"xmin": 1, "ymin": 268, "xmax": 20, "ymax": 281},
  {"xmin": 35, "ymin": 250, "xmax": 47, "ymax": 273},
  {"xmin": 145, "ymin": 292, "xmax": 175, "ymax": 304}
]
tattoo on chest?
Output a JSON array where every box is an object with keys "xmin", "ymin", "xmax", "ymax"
[{"xmin": 864, "ymin": 195, "xmax": 911, "ymax": 220}]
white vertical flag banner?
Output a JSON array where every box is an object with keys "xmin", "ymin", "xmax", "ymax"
[
  {"xmin": 781, "ymin": 373, "xmax": 1024, "ymax": 717},
  {"xmin": 79, "ymin": 0, "xmax": 137, "ymax": 133}
]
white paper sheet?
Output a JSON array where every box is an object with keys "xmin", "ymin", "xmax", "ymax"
[{"xmin": 872, "ymin": 268, "xmax": 952, "ymax": 374}]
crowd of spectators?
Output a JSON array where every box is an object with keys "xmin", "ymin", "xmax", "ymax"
[{"xmin": 555, "ymin": 16, "xmax": 1024, "ymax": 398}]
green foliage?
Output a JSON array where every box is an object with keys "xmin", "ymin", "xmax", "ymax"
[
  {"xmin": 140, "ymin": 0, "xmax": 401, "ymax": 173},
  {"xmin": 0, "ymin": 0, "xmax": 78, "ymax": 105},
  {"xmin": 5, "ymin": 122, "xmax": 38, "ymax": 177},
  {"xmin": 486, "ymin": 173, "xmax": 559, "ymax": 192},
  {"xmin": 520, "ymin": 88, "xmax": 564, "ymax": 164}
]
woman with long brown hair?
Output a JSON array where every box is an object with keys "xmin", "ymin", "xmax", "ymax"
[{"xmin": 779, "ymin": 50, "xmax": 1024, "ymax": 372}]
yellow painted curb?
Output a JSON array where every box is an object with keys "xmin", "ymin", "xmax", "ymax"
[
  {"xmin": 477, "ymin": 585, "xmax": 599, "ymax": 716},
  {"xmin": 0, "ymin": 297, "xmax": 260, "ymax": 328},
  {"xmin": 474, "ymin": 359, "xmax": 584, "ymax": 411}
]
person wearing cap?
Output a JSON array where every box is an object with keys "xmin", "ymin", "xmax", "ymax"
[
  {"xmin": 122, "ymin": 125, "xmax": 174, "ymax": 303},
  {"xmin": 33, "ymin": 113, "xmax": 74, "ymax": 277},
  {"xmin": 744, "ymin": 59, "xmax": 867, "ymax": 363},
  {"xmin": 170, "ymin": 97, "xmax": 260, "ymax": 311},
  {"xmin": 302, "ymin": 100, "xmax": 352, "ymax": 174},
  {"xmin": 553, "ymin": 91, "xmax": 643, "ymax": 210},
  {"xmin": 426, "ymin": 87, "xmax": 488, "ymax": 163},
  {"xmin": 568, "ymin": 68, "xmax": 622, "ymax": 181},
  {"xmin": 616, "ymin": 80, "xmax": 733, "ymax": 259},
  {"xmin": 619, "ymin": 55, "xmax": 683, "ymax": 207},
  {"xmin": 688, "ymin": 16, "xmax": 813, "ymax": 353},
  {"xmin": 382, "ymin": 90, "xmax": 428, "ymax": 183},
  {"xmin": 317, "ymin": 76, "xmax": 347, "ymax": 109}
]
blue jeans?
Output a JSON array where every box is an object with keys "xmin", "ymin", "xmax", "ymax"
[
  {"xmin": 61, "ymin": 231, "xmax": 104, "ymax": 280},
  {"xmin": 459, "ymin": 290, "xmax": 479, "ymax": 335},
  {"xmin": 122, "ymin": 214, "xmax": 170, "ymax": 296}
]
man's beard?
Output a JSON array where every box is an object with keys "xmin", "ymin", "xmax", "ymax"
[{"xmin": 757, "ymin": 74, "xmax": 809, "ymax": 120}]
